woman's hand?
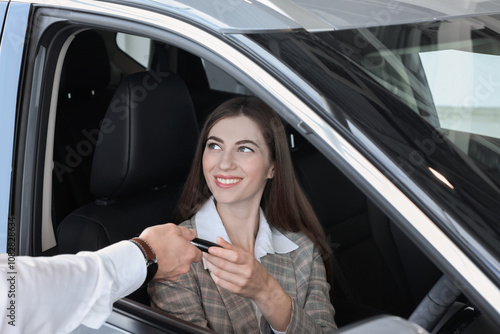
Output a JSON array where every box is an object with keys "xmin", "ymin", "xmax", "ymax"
[
  {"xmin": 204, "ymin": 237, "xmax": 292, "ymax": 331},
  {"xmin": 203, "ymin": 237, "xmax": 270, "ymax": 299}
]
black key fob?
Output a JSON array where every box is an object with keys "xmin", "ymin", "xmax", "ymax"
[{"xmin": 191, "ymin": 238, "xmax": 221, "ymax": 253}]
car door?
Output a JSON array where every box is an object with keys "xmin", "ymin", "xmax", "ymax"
[{"xmin": 7, "ymin": 1, "xmax": 498, "ymax": 334}]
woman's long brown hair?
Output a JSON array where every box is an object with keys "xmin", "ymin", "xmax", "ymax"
[{"xmin": 176, "ymin": 96, "xmax": 334, "ymax": 291}]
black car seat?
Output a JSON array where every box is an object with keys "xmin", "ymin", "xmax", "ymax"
[
  {"xmin": 53, "ymin": 30, "xmax": 116, "ymax": 225},
  {"xmin": 56, "ymin": 69, "xmax": 199, "ymax": 254}
]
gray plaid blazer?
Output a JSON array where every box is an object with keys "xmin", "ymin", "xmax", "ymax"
[{"xmin": 148, "ymin": 217, "xmax": 337, "ymax": 333}]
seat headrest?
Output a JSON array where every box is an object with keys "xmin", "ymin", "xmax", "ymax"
[
  {"xmin": 90, "ymin": 71, "xmax": 199, "ymax": 198},
  {"xmin": 59, "ymin": 30, "xmax": 110, "ymax": 97}
]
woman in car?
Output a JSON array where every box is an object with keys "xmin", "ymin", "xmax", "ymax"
[{"xmin": 148, "ymin": 97, "xmax": 337, "ymax": 333}]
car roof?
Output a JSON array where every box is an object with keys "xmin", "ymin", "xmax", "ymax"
[{"xmin": 104, "ymin": 0, "xmax": 500, "ymax": 33}]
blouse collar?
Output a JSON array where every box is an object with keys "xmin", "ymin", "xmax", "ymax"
[{"xmin": 194, "ymin": 197, "xmax": 298, "ymax": 261}]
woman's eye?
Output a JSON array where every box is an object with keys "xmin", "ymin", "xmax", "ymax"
[
  {"xmin": 238, "ymin": 146, "xmax": 254, "ymax": 153},
  {"xmin": 207, "ymin": 142, "xmax": 221, "ymax": 150}
]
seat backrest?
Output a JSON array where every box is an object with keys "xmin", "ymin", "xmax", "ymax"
[{"xmin": 56, "ymin": 70, "xmax": 199, "ymax": 255}]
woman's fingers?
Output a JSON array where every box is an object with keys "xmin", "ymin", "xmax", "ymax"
[
  {"xmin": 216, "ymin": 236, "xmax": 232, "ymax": 248},
  {"xmin": 207, "ymin": 237, "xmax": 248, "ymax": 264},
  {"xmin": 203, "ymin": 236, "xmax": 271, "ymax": 297},
  {"xmin": 204, "ymin": 238, "xmax": 257, "ymax": 282},
  {"xmin": 204, "ymin": 251, "xmax": 247, "ymax": 275},
  {"xmin": 207, "ymin": 237, "xmax": 238, "ymax": 261},
  {"xmin": 205, "ymin": 259, "xmax": 243, "ymax": 283}
]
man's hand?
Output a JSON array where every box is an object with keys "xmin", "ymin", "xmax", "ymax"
[{"xmin": 139, "ymin": 223, "xmax": 202, "ymax": 281}]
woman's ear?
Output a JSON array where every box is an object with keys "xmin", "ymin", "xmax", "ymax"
[{"xmin": 267, "ymin": 165, "xmax": 275, "ymax": 179}]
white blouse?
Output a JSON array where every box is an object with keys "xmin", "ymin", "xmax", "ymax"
[{"xmin": 195, "ymin": 197, "xmax": 298, "ymax": 260}]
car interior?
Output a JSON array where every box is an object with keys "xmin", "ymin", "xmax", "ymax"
[{"xmin": 35, "ymin": 26, "xmax": 490, "ymax": 331}]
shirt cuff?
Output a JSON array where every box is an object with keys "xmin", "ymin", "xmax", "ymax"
[{"xmin": 96, "ymin": 240, "xmax": 147, "ymax": 298}]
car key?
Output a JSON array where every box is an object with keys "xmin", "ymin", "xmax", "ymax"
[{"xmin": 191, "ymin": 238, "xmax": 221, "ymax": 253}]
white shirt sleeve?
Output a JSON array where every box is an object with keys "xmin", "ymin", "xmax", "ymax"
[{"xmin": 0, "ymin": 241, "xmax": 146, "ymax": 334}]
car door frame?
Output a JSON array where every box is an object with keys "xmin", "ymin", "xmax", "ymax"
[{"xmin": 0, "ymin": 1, "xmax": 30, "ymax": 254}]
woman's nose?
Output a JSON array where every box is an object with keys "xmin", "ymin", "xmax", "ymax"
[{"xmin": 218, "ymin": 151, "xmax": 236, "ymax": 170}]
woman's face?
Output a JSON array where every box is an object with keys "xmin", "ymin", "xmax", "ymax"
[{"xmin": 202, "ymin": 115, "xmax": 275, "ymax": 208}]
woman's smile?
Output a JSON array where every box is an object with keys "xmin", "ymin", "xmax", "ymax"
[{"xmin": 215, "ymin": 175, "xmax": 243, "ymax": 188}]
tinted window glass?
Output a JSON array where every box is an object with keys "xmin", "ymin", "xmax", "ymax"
[{"xmin": 250, "ymin": 16, "xmax": 500, "ymax": 276}]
